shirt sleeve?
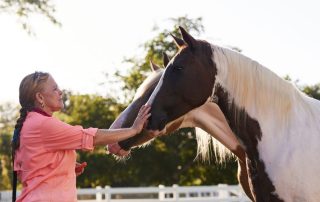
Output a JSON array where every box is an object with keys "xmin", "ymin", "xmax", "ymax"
[{"xmin": 40, "ymin": 117, "xmax": 98, "ymax": 152}]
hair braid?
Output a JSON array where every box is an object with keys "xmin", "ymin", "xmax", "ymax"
[
  {"xmin": 12, "ymin": 107, "xmax": 30, "ymax": 151},
  {"xmin": 12, "ymin": 71, "xmax": 49, "ymax": 152}
]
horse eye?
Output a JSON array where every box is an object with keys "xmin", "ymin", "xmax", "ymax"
[{"xmin": 175, "ymin": 66, "xmax": 183, "ymax": 70}]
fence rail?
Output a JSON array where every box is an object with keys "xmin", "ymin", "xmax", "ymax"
[{"xmin": 0, "ymin": 184, "xmax": 250, "ymax": 202}]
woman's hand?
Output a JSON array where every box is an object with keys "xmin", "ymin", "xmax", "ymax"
[
  {"xmin": 131, "ymin": 105, "xmax": 151, "ymax": 134},
  {"xmin": 75, "ymin": 162, "xmax": 87, "ymax": 176}
]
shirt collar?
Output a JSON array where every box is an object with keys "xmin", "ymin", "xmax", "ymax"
[{"xmin": 32, "ymin": 108, "xmax": 52, "ymax": 117}]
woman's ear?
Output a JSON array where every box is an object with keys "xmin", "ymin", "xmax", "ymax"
[
  {"xmin": 35, "ymin": 92, "xmax": 44, "ymax": 104},
  {"xmin": 35, "ymin": 92, "xmax": 46, "ymax": 108}
]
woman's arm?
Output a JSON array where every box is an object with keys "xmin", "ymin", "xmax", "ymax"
[{"xmin": 93, "ymin": 105, "xmax": 150, "ymax": 146}]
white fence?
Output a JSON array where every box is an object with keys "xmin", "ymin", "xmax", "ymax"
[{"xmin": 0, "ymin": 184, "xmax": 251, "ymax": 202}]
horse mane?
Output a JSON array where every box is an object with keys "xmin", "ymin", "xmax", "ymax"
[
  {"xmin": 211, "ymin": 45, "xmax": 314, "ymax": 126},
  {"xmin": 195, "ymin": 127, "xmax": 233, "ymax": 164}
]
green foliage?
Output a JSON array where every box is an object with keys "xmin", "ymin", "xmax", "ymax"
[
  {"xmin": 61, "ymin": 94, "xmax": 125, "ymax": 129},
  {"xmin": 0, "ymin": 103, "xmax": 19, "ymax": 190},
  {"xmin": 302, "ymin": 84, "xmax": 320, "ymax": 100},
  {"xmin": 0, "ymin": 134, "xmax": 13, "ymax": 189},
  {"xmin": 284, "ymin": 75, "xmax": 320, "ymax": 100}
]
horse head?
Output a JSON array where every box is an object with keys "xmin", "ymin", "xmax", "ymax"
[{"xmin": 146, "ymin": 27, "xmax": 217, "ymax": 131}]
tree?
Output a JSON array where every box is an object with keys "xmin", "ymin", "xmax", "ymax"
[
  {"xmin": 0, "ymin": 0, "xmax": 59, "ymax": 33},
  {"xmin": 302, "ymin": 84, "xmax": 320, "ymax": 100},
  {"xmin": 0, "ymin": 103, "xmax": 18, "ymax": 190}
]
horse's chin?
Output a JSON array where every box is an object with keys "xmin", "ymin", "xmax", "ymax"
[{"xmin": 107, "ymin": 143, "xmax": 131, "ymax": 157}]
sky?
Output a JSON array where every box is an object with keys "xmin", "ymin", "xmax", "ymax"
[{"xmin": 0, "ymin": 0, "xmax": 319, "ymax": 105}]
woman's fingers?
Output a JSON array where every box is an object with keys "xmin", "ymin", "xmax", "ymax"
[
  {"xmin": 140, "ymin": 105, "xmax": 151, "ymax": 124},
  {"xmin": 143, "ymin": 113, "xmax": 151, "ymax": 122},
  {"xmin": 75, "ymin": 162, "xmax": 87, "ymax": 176},
  {"xmin": 107, "ymin": 143, "xmax": 121, "ymax": 154},
  {"xmin": 132, "ymin": 105, "xmax": 151, "ymax": 133},
  {"xmin": 138, "ymin": 105, "xmax": 151, "ymax": 117}
]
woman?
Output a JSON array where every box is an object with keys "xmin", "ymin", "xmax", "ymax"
[{"xmin": 12, "ymin": 71, "xmax": 151, "ymax": 202}]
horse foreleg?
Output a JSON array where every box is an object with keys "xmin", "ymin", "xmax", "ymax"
[
  {"xmin": 235, "ymin": 147, "xmax": 254, "ymax": 201},
  {"xmin": 238, "ymin": 158, "xmax": 254, "ymax": 201}
]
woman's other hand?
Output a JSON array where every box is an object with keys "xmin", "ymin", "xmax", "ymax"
[{"xmin": 75, "ymin": 162, "xmax": 87, "ymax": 176}]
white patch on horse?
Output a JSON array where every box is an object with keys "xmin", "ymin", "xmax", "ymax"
[
  {"xmin": 146, "ymin": 69, "xmax": 165, "ymax": 106},
  {"xmin": 134, "ymin": 70, "xmax": 162, "ymax": 101},
  {"xmin": 211, "ymin": 44, "xmax": 320, "ymax": 202}
]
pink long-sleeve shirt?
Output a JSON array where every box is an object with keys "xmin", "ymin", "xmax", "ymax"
[{"xmin": 14, "ymin": 111, "xmax": 97, "ymax": 202}]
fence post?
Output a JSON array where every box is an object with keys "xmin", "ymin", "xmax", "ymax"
[
  {"xmin": 218, "ymin": 184, "xmax": 229, "ymax": 199},
  {"xmin": 96, "ymin": 186, "xmax": 102, "ymax": 201},
  {"xmin": 159, "ymin": 184, "xmax": 165, "ymax": 201},
  {"xmin": 172, "ymin": 184, "xmax": 178, "ymax": 201},
  {"xmin": 105, "ymin": 186, "xmax": 111, "ymax": 202}
]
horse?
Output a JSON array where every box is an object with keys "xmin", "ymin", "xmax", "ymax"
[
  {"xmin": 107, "ymin": 60, "xmax": 254, "ymax": 200},
  {"xmin": 144, "ymin": 26, "xmax": 320, "ymax": 202}
]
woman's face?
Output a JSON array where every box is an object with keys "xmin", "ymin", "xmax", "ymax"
[{"xmin": 40, "ymin": 75, "xmax": 64, "ymax": 114}]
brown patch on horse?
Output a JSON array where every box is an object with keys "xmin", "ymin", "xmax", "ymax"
[
  {"xmin": 214, "ymin": 84, "xmax": 284, "ymax": 202},
  {"xmin": 165, "ymin": 117, "xmax": 184, "ymax": 133}
]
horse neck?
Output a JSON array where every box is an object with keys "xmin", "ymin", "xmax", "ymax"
[
  {"xmin": 214, "ymin": 84, "xmax": 262, "ymax": 148},
  {"xmin": 211, "ymin": 45, "xmax": 308, "ymax": 125}
]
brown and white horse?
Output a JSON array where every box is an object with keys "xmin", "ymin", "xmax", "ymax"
[
  {"xmin": 107, "ymin": 61, "xmax": 253, "ymax": 200},
  {"xmin": 144, "ymin": 27, "xmax": 320, "ymax": 202}
]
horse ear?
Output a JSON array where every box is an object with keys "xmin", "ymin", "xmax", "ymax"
[
  {"xmin": 150, "ymin": 61, "xmax": 161, "ymax": 72},
  {"xmin": 162, "ymin": 52, "xmax": 170, "ymax": 67},
  {"xmin": 179, "ymin": 26, "xmax": 197, "ymax": 49},
  {"xmin": 170, "ymin": 33, "xmax": 185, "ymax": 48}
]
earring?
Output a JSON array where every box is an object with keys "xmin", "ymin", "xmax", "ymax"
[{"xmin": 40, "ymin": 102, "xmax": 45, "ymax": 108}]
